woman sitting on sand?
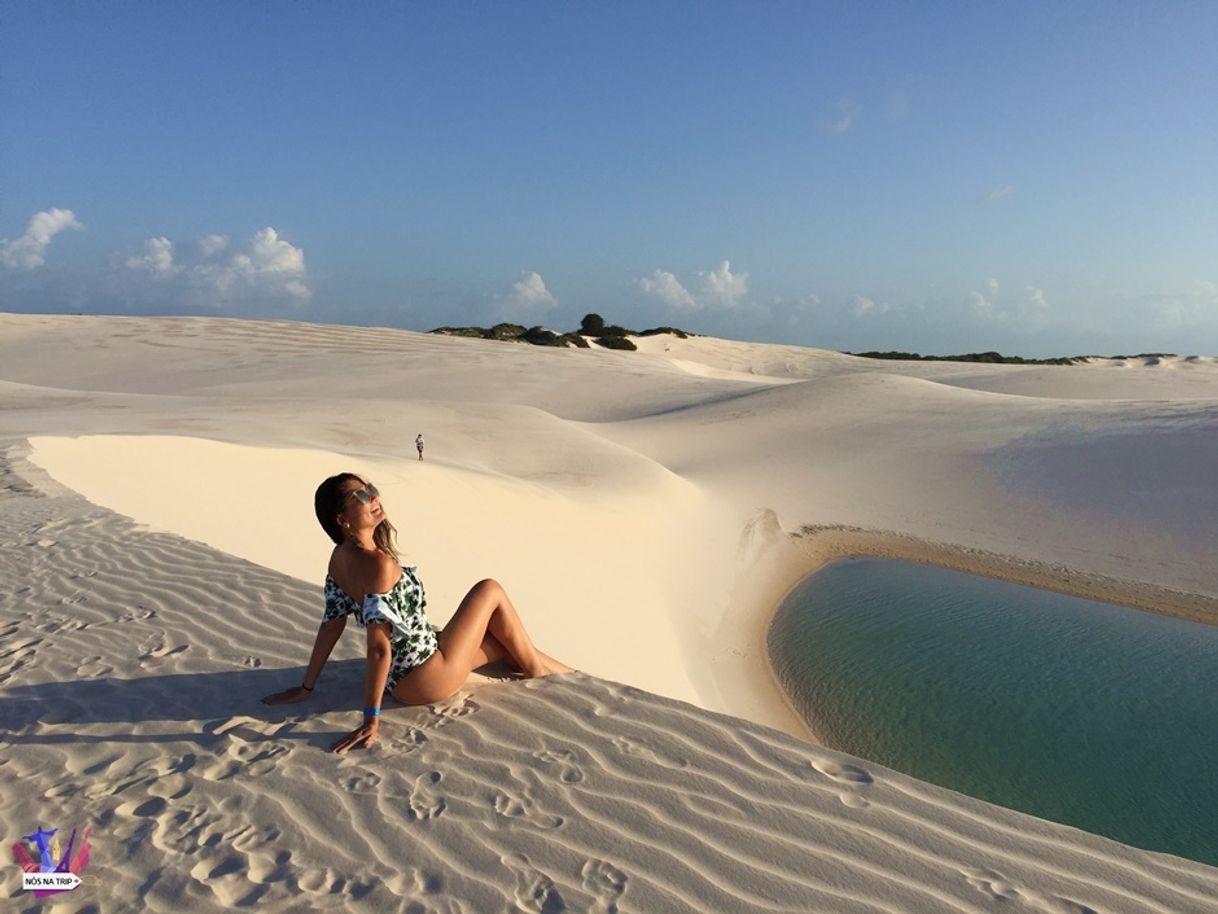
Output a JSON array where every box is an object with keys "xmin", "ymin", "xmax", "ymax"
[{"xmin": 263, "ymin": 473, "xmax": 571, "ymax": 753}]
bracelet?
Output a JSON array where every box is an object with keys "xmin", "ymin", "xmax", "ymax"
[
  {"xmin": 300, "ymin": 683, "xmax": 314, "ymax": 692},
  {"xmin": 363, "ymin": 706, "xmax": 381, "ymax": 717}
]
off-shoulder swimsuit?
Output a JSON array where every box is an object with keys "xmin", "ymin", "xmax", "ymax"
[{"xmin": 322, "ymin": 566, "xmax": 440, "ymax": 692}]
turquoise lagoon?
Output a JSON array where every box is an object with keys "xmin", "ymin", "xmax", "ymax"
[{"xmin": 767, "ymin": 558, "xmax": 1218, "ymax": 865}]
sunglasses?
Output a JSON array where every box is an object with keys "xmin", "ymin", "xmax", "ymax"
[{"xmin": 348, "ymin": 483, "xmax": 380, "ymax": 505}]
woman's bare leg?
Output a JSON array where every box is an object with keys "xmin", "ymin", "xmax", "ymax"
[
  {"xmin": 393, "ymin": 579, "xmax": 570, "ymax": 705},
  {"xmin": 441, "ymin": 579, "xmax": 545, "ymax": 676},
  {"xmin": 535, "ymin": 649, "xmax": 570, "ymax": 674},
  {"xmin": 473, "ymin": 631, "xmax": 511, "ymax": 669}
]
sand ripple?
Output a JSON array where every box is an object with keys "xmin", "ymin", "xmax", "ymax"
[{"xmin": 3, "ymin": 445, "xmax": 1217, "ymax": 912}]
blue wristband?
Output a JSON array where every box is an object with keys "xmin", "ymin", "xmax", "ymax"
[{"xmin": 363, "ymin": 706, "xmax": 381, "ymax": 717}]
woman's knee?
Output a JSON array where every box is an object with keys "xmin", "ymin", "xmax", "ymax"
[{"xmin": 472, "ymin": 578, "xmax": 502, "ymax": 600}]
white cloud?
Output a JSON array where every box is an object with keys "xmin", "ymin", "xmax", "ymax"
[
  {"xmin": 637, "ymin": 269, "xmax": 697, "ymax": 310},
  {"xmin": 970, "ymin": 279, "xmax": 1048, "ymax": 322},
  {"xmin": 121, "ymin": 226, "xmax": 310, "ymax": 303},
  {"xmin": 980, "ymin": 185, "xmax": 1014, "ymax": 202},
  {"xmin": 198, "ymin": 234, "xmax": 229, "ymax": 257},
  {"xmin": 822, "ymin": 98, "xmax": 855, "ymax": 135},
  {"xmin": 850, "ymin": 294, "xmax": 889, "ymax": 317},
  {"xmin": 197, "ymin": 226, "xmax": 309, "ymax": 300},
  {"xmin": 0, "ymin": 208, "xmax": 84, "ymax": 270},
  {"xmin": 971, "ymin": 278, "xmax": 1001, "ymax": 317},
  {"xmin": 700, "ymin": 260, "xmax": 749, "ymax": 308},
  {"xmin": 636, "ymin": 260, "xmax": 755, "ymax": 313},
  {"xmin": 507, "ymin": 271, "xmax": 557, "ymax": 310},
  {"xmin": 125, "ymin": 236, "xmax": 178, "ymax": 276}
]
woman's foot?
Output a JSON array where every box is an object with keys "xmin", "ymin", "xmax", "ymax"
[{"xmin": 532, "ymin": 650, "xmax": 575, "ymax": 677}]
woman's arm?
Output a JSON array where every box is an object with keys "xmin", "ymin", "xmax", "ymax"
[
  {"xmin": 330, "ymin": 622, "xmax": 392, "ymax": 753},
  {"xmin": 262, "ymin": 616, "xmax": 348, "ymax": 705}
]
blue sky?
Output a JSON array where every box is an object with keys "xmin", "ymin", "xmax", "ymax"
[{"xmin": 2, "ymin": 2, "xmax": 1215, "ymax": 356}]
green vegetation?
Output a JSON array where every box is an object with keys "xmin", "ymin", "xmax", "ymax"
[
  {"xmin": 594, "ymin": 335, "xmax": 637, "ymax": 351},
  {"xmin": 432, "ymin": 325, "xmax": 1165, "ymax": 364},
  {"xmin": 848, "ymin": 349, "xmax": 1186, "ymax": 365},
  {"xmin": 847, "ymin": 350, "xmax": 1086, "ymax": 366},
  {"xmin": 430, "ymin": 313, "xmax": 692, "ymax": 351}
]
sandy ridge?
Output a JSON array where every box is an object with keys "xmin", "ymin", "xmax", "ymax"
[
  {"xmin": 3, "ymin": 457, "xmax": 1217, "ymax": 911},
  {"xmin": 5, "ymin": 313, "xmax": 1218, "ymax": 909},
  {"xmin": 785, "ymin": 525, "xmax": 1218, "ymax": 628}
]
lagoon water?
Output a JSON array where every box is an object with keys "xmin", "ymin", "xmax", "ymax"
[{"xmin": 768, "ymin": 558, "xmax": 1218, "ymax": 866}]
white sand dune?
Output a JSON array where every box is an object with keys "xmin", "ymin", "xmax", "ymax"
[{"xmin": 4, "ymin": 312, "xmax": 1218, "ymax": 911}]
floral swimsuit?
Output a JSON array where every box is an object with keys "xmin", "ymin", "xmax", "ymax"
[{"xmin": 322, "ymin": 566, "xmax": 440, "ymax": 692}]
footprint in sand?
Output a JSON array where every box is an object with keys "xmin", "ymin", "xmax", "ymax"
[
  {"xmin": 961, "ymin": 866, "xmax": 1017, "ymax": 900},
  {"xmin": 190, "ymin": 852, "xmax": 246, "ymax": 883},
  {"xmin": 502, "ymin": 853, "xmax": 565, "ymax": 914},
  {"xmin": 159, "ymin": 752, "xmax": 199, "ymax": 776},
  {"xmin": 43, "ymin": 781, "xmax": 84, "ymax": 800},
  {"xmin": 388, "ymin": 727, "xmax": 429, "ymax": 753},
  {"xmin": 294, "ymin": 865, "xmax": 341, "ymax": 895},
  {"xmin": 424, "ymin": 694, "xmax": 481, "ymax": 729},
  {"xmin": 230, "ymin": 823, "xmax": 282, "ymax": 855},
  {"xmin": 409, "ymin": 869, "xmax": 446, "ymax": 896},
  {"xmin": 146, "ymin": 773, "xmax": 193, "ymax": 802},
  {"xmin": 223, "ymin": 740, "xmax": 288, "ymax": 776},
  {"xmin": 207, "ymin": 715, "xmax": 287, "ymax": 741},
  {"xmin": 246, "ymin": 846, "xmax": 292, "ymax": 884},
  {"xmin": 809, "ymin": 755, "xmax": 873, "ymax": 807},
  {"xmin": 119, "ymin": 607, "xmax": 158, "ymax": 623},
  {"xmin": 578, "ymin": 679, "xmax": 636, "ymax": 716},
  {"xmin": 344, "ymin": 771, "xmax": 383, "ymax": 793},
  {"xmin": 116, "ymin": 796, "xmax": 169, "ymax": 819},
  {"xmin": 151, "ymin": 803, "xmax": 222, "ymax": 854},
  {"xmin": 809, "ymin": 756, "xmax": 873, "ymax": 785},
  {"xmin": 77, "ymin": 655, "xmax": 114, "ymax": 677},
  {"xmin": 407, "ymin": 770, "xmax": 446, "ymax": 821},
  {"xmin": 580, "ymin": 858, "xmax": 627, "ymax": 914},
  {"xmin": 534, "ymin": 748, "xmax": 584, "ymax": 784},
  {"xmin": 0, "ymin": 639, "xmax": 38, "ymax": 683},
  {"xmin": 38, "ymin": 615, "xmax": 88, "ymax": 634},
  {"xmin": 961, "ymin": 870, "xmax": 1098, "ymax": 914},
  {"xmin": 611, "ymin": 736, "xmax": 688, "ymax": 770},
  {"xmin": 492, "ymin": 790, "xmax": 563, "ymax": 830},
  {"xmin": 138, "ymin": 636, "xmax": 188, "ymax": 663}
]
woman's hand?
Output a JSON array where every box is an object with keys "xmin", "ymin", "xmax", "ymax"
[
  {"xmin": 261, "ymin": 685, "xmax": 313, "ymax": 705},
  {"xmin": 331, "ymin": 720, "xmax": 380, "ymax": 753}
]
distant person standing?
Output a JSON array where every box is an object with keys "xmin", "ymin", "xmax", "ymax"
[{"xmin": 415, "ymin": 434, "xmax": 425, "ymax": 461}]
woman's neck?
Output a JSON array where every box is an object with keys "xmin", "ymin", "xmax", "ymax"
[{"xmin": 346, "ymin": 532, "xmax": 377, "ymax": 552}]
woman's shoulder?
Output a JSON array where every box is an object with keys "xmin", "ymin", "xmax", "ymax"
[
  {"xmin": 329, "ymin": 546, "xmax": 401, "ymax": 596},
  {"xmin": 368, "ymin": 550, "xmax": 403, "ymax": 594}
]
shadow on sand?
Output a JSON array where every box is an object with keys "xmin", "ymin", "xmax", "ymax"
[{"xmin": 1, "ymin": 659, "xmax": 511, "ymax": 753}]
